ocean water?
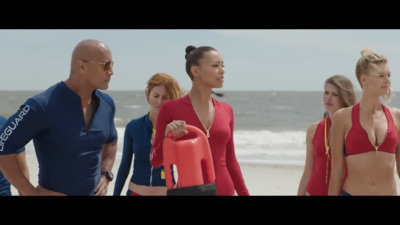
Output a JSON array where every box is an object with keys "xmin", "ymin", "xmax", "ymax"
[{"xmin": 3, "ymin": 90, "xmax": 398, "ymax": 166}]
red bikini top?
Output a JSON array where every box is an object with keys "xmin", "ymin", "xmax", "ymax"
[{"xmin": 344, "ymin": 103, "xmax": 398, "ymax": 156}]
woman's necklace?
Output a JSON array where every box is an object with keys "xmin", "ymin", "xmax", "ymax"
[
  {"xmin": 324, "ymin": 115, "xmax": 330, "ymax": 157},
  {"xmin": 190, "ymin": 97, "xmax": 215, "ymax": 138},
  {"xmin": 324, "ymin": 115, "xmax": 331, "ymax": 184}
]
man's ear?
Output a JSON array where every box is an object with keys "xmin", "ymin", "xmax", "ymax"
[{"xmin": 78, "ymin": 60, "xmax": 86, "ymax": 71}]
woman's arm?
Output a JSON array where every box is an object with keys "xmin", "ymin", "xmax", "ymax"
[{"xmin": 297, "ymin": 122, "xmax": 317, "ymax": 195}]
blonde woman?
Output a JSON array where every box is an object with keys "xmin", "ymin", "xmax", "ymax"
[{"xmin": 329, "ymin": 48, "xmax": 400, "ymax": 196}]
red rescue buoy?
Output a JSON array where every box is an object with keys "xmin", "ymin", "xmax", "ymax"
[{"xmin": 163, "ymin": 125, "xmax": 217, "ymax": 195}]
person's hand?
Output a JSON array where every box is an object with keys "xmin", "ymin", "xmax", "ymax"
[
  {"xmin": 165, "ymin": 120, "xmax": 188, "ymax": 138},
  {"xmin": 33, "ymin": 184, "xmax": 67, "ymax": 196},
  {"xmin": 94, "ymin": 176, "xmax": 109, "ymax": 196}
]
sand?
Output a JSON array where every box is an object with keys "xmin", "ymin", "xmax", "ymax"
[
  {"xmin": 15, "ymin": 155, "xmax": 400, "ymax": 196},
  {"xmin": 11, "ymin": 155, "xmax": 303, "ymax": 196}
]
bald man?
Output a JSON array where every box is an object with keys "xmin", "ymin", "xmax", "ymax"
[{"xmin": 0, "ymin": 39, "xmax": 118, "ymax": 196}]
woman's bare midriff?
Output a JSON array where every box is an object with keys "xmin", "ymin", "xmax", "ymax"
[
  {"xmin": 343, "ymin": 152, "xmax": 397, "ymax": 195},
  {"xmin": 128, "ymin": 182, "xmax": 168, "ymax": 196}
]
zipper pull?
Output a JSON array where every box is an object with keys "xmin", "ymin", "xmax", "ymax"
[{"xmin": 161, "ymin": 169, "xmax": 165, "ymax": 179}]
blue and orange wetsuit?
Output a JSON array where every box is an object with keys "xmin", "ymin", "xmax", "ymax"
[{"xmin": 113, "ymin": 113, "xmax": 174, "ymax": 196}]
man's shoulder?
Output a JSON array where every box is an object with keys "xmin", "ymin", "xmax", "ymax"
[
  {"xmin": 95, "ymin": 90, "xmax": 115, "ymax": 108},
  {"xmin": 24, "ymin": 83, "xmax": 61, "ymax": 107}
]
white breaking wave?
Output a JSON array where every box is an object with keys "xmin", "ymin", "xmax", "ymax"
[{"xmin": 25, "ymin": 128, "xmax": 306, "ymax": 167}]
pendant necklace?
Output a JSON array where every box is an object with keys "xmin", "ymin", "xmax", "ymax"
[{"xmin": 324, "ymin": 115, "xmax": 331, "ymax": 184}]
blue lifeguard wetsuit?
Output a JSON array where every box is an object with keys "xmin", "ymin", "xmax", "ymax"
[
  {"xmin": 0, "ymin": 116, "xmax": 25, "ymax": 196},
  {"xmin": 113, "ymin": 114, "xmax": 173, "ymax": 196},
  {"xmin": 0, "ymin": 82, "xmax": 118, "ymax": 195}
]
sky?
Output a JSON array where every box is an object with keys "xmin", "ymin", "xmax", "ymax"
[{"xmin": 1, "ymin": 29, "xmax": 400, "ymax": 92}]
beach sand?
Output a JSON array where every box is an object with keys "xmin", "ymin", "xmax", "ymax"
[
  {"xmin": 14, "ymin": 155, "xmax": 400, "ymax": 196},
  {"xmin": 11, "ymin": 155, "xmax": 303, "ymax": 196}
]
